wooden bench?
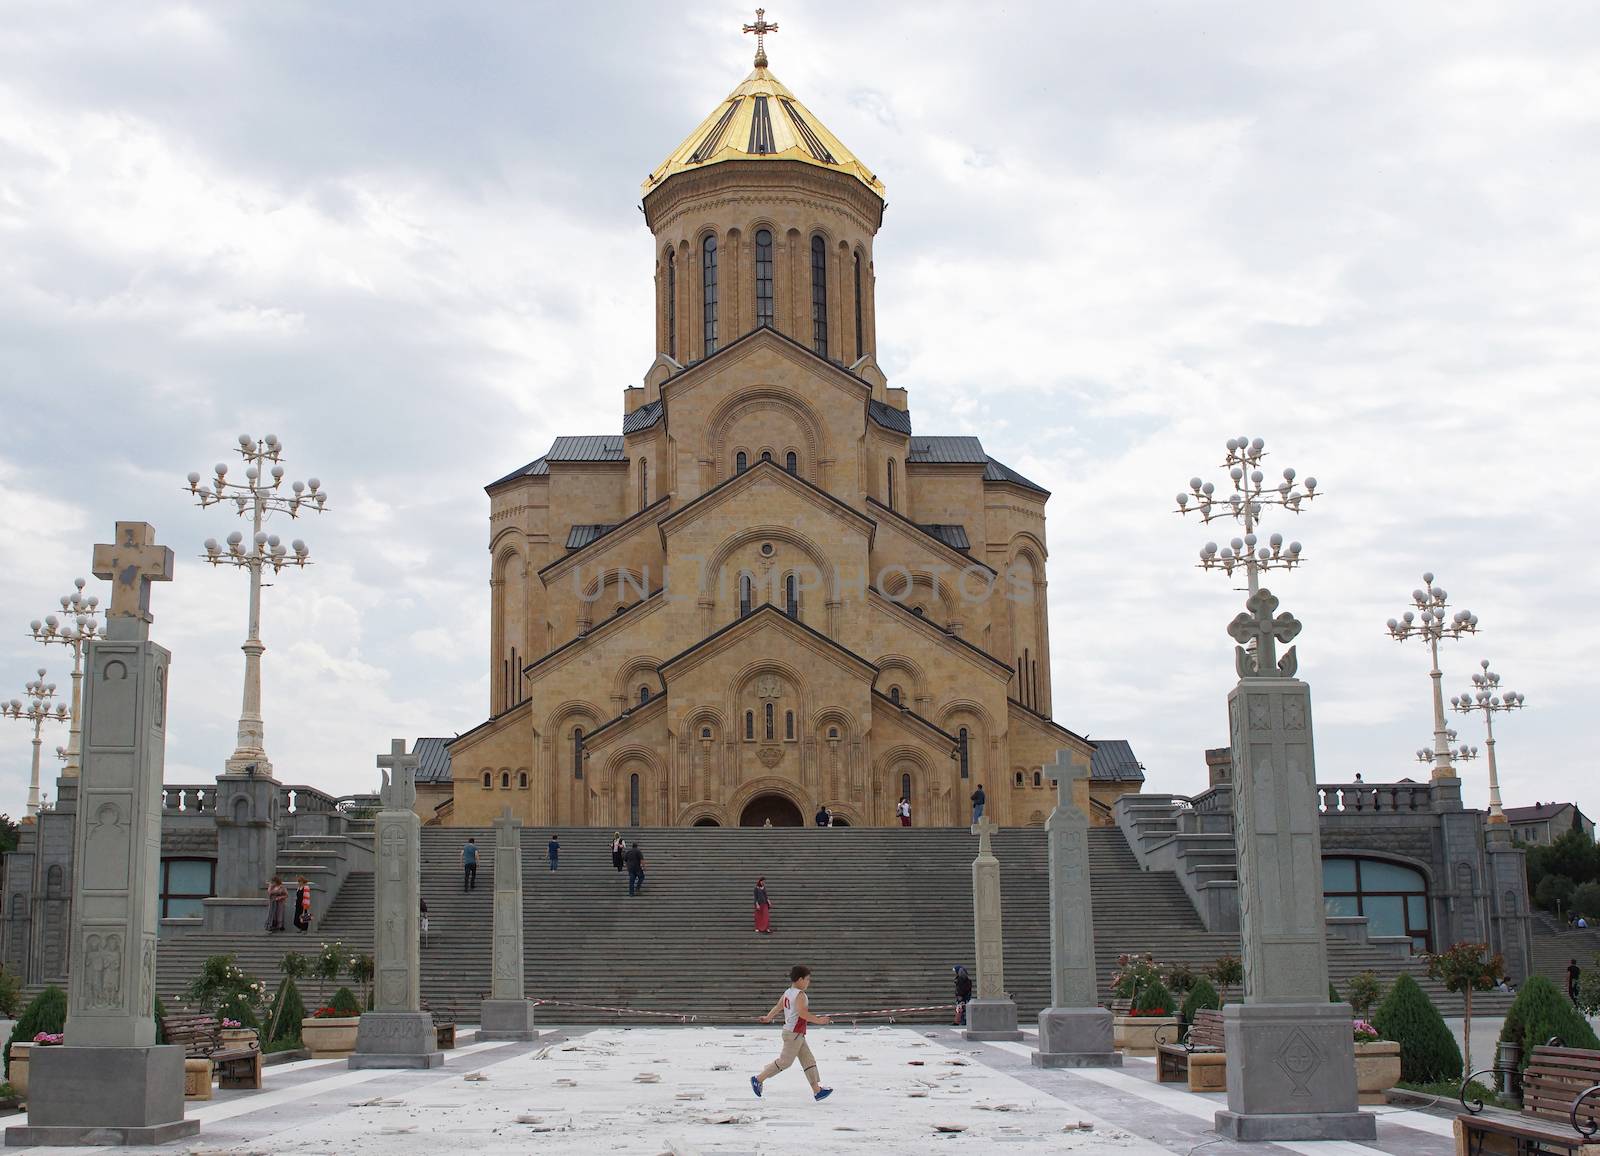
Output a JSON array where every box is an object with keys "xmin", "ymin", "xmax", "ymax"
[
  {"xmin": 422, "ymin": 1002, "xmax": 456, "ymax": 1050},
  {"xmin": 1156, "ymin": 1008, "xmax": 1227, "ymax": 1093},
  {"xmin": 1456, "ymin": 1044, "xmax": 1600, "ymax": 1156},
  {"xmin": 160, "ymin": 1012, "xmax": 263, "ymax": 1091}
]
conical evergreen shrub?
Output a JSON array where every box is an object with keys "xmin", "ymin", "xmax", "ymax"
[
  {"xmin": 1181, "ymin": 978, "xmax": 1222, "ymax": 1021},
  {"xmin": 4, "ymin": 985, "xmax": 67, "ymax": 1068},
  {"xmin": 1373, "ymin": 974, "xmax": 1462, "ymax": 1084},
  {"xmin": 267, "ymin": 978, "xmax": 307, "ymax": 1045},
  {"xmin": 1135, "ymin": 978, "xmax": 1175, "ymax": 1015},
  {"xmin": 1497, "ymin": 975, "xmax": 1600, "ymax": 1070},
  {"xmin": 328, "ymin": 986, "xmax": 362, "ymax": 1017}
]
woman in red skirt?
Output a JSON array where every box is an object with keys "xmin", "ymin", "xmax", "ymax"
[{"xmin": 754, "ymin": 877, "xmax": 772, "ymax": 934}]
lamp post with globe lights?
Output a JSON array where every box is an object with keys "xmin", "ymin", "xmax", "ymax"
[
  {"xmin": 1453, "ymin": 660, "xmax": 1524, "ymax": 825},
  {"xmin": 1385, "ymin": 573, "xmax": 1478, "ymax": 783},
  {"xmin": 27, "ymin": 577, "xmax": 102, "ymax": 779},
  {"xmin": 2, "ymin": 669, "xmax": 69, "ymax": 817},
  {"xmin": 1416, "ymin": 728, "xmax": 1477, "ymax": 767},
  {"xmin": 187, "ymin": 433, "xmax": 327, "ymax": 776}
]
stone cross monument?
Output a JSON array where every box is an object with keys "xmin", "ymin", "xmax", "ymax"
[
  {"xmin": 7, "ymin": 522, "xmax": 198, "ymax": 1147},
  {"xmin": 349, "ymin": 739, "xmax": 442, "ymax": 1069},
  {"xmin": 478, "ymin": 806, "xmax": 539, "ymax": 1041},
  {"xmin": 1033, "ymin": 749, "xmax": 1121, "ymax": 1068},
  {"xmin": 1213, "ymin": 590, "xmax": 1373, "ymax": 1142},
  {"xmin": 963, "ymin": 816, "xmax": 1021, "ymax": 1041}
]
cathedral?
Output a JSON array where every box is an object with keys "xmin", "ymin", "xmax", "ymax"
[{"xmin": 442, "ymin": 32, "xmax": 1133, "ymax": 829}]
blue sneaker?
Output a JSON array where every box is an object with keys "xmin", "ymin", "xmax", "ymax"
[
  {"xmin": 814, "ymin": 1087, "xmax": 833, "ymax": 1102},
  {"xmin": 750, "ymin": 1076, "xmax": 763, "ymax": 1098}
]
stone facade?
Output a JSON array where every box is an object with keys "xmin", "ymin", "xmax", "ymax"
[{"xmin": 446, "ymin": 57, "xmax": 1107, "ymax": 830}]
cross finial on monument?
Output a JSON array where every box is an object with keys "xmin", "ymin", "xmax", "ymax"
[
  {"xmin": 1227, "ymin": 587, "xmax": 1302, "ymax": 679},
  {"xmin": 743, "ymin": 7, "xmax": 778, "ymax": 67},
  {"xmin": 91, "ymin": 522, "xmax": 174, "ymax": 641},
  {"xmin": 1044, "ymin": 749, "xmax": 1089, "ymax": 815},
  {"xmin": 972, "ymin": 813, "xmax": 998, "ymax": 855},
  {"xmin": 376, "ymin": 738, "xmax": 419, "ymax": 810}
]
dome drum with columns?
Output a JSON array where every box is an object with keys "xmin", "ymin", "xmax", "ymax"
[{"xmin": 443, "ymin": 19, "xmax": 1136, "ymax": 829}]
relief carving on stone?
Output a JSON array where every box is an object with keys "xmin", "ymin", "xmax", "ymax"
[{"xmin": 84, "ymin": 931, "xmax": 124, "ymax": 1009}]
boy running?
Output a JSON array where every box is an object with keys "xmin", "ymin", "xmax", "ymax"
[{"xmin": 751, "ymin": 964, "xmax": 833, "ymax": 1102}]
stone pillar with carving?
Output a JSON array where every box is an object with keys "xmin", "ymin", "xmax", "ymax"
[
  {"xmin": 204, "ymin": 766, "xmax": 279, "ymax": 932},
  {"xmin": 963, "ymin": 816, "xmax": 1022, "ymax": 1041},
  {"xmin": 1213, "ymin": 589, "xmax": 1374, "ymax": 1142},
  {"xmin": 349, "ymin": 740, "xmax": 442, "ymax": 1070},
  {"xmin": 7, "ymin": 522, "xmax": 199, "ymax": 1147},
  {"xmin": 478, "ymin": 806, "xmax": 539, "ymax": 1041},
  {"xmin": 1033, "ymin": 749, "xmax": 1121, "ymax": 1068}
]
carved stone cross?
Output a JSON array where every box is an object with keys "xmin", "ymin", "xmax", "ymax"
[
  {"xmin": 377, "ymin": 738, "xmax": 419, "ymax": 811},
  {"xmin": 1044, "ymin": 749, "xmax": 1089, "ymax": 817},
  {"xmin": 972, "ymin": 813, "xmax": 998, "ymax": 856},
  {"xmin": 1227, "ymin": 588, "xmax": 1302, "ymax": 679},
  {"xmin": 91, "ymin": 522, "xmax": 174, "ymax": 639}
]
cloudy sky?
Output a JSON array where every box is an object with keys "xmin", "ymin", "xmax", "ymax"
[{"xmin": 1, "ymin": 1, "xmax": 1596, "ymax": 823}]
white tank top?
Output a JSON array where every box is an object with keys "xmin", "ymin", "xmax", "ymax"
[{"xmin": 782, "ymin": 985, "xmax": 808, "ymax": 1033}]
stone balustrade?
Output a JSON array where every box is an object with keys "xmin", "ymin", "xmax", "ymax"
[
  {"xmin": 278, "ymin": 785, "xmax": 341, "ymax": 815},
  {"xmin": 1317, "ymin": 781, "xmax": 1436, "ymax": 815},
  {"xmin": 161, "ymin": 785, "xmax": 216, "ymax": 813}
]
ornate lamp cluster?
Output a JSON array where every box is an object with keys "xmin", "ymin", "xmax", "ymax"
[
  {"xmin": 1386, "ymin": 572, "xmax": 1479, "ymax": 782},
  {"xmin": 27, "ymin": 577, "xmax": 103, "ymax": 780},
  {"xmin": 1178, "ymin": 436, "xmax": 1318, "ymax": 593},
  {"xmin": 2, "ymin": 669, "xmax": 69, "ymax": 816},
  {"xmin": 186, "ymin": 433, "xmax": 329, "ymax": 773},
  {"xmin": 1452, "ymin": 660, "xmax": 1525, "ymax": 824},
  {"xmin": 1416, "ymin": 728, "xmax": 1477, "ymax": 765}
]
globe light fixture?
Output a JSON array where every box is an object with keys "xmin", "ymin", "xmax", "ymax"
[
  {"xmin": 2, "ymin": 669, "xmax": 69, "ymax": 816},
  {"xmin": 1452, "ymin": 659, "xmax": 1525, "ymax": 825},
  {"xmin": 1176, "ymin": 435, "xmax": 1318, "ymax": 599},
  {"xmin": 26, "ymin": 577, "xmax": 102, "ymax": 781},
  {"xmin": 1386, "ymin": 573, "xmax": 1478, "ymax": 782}
]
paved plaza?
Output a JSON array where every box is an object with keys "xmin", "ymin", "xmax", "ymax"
[{"xmin": 5, "ymin": 1023, "xmax": 1464, "ymax": 1154}]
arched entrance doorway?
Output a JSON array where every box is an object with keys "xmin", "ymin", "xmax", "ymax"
[
  {"xmin": 739, "ymin": 794, "xmax": 804, "ymax": 827},
  {"xmin": 692, "ymin": 817, "xmax": 721, "ymax": 827}
]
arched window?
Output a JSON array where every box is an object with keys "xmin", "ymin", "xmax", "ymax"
[
  {"xmin": 519, "ymin": 770, "xmax": 528, "ymax": 789},
  {"xmin": 958, "ymin": 727, "xmax": 970, "ymax": 779},
  {"xmin": 887, "ymin": 458, "xmax": 896, "ymax": 509},
  {"xmin": 785, "ymin": 574, "xmax": 798, "ymax": 618},
  {"xmin": 745, "ymin": 710, "xmax": 755, "ymax": 740},
  {"xmin": 1033, "ymin": 770, "xmax": 1042, "ymax": 788},
  {"xmin": 702, "ymin": 234, "xmax": 719, "ymax": 354},
  {"xmin": 572, "ymin": 727, "xmax": 584, "ymax": 780},
  {"xmin": 500, "ymin": 771, "xmax": 510, "ymax": 789},
  {"xmin": 888, "ymin": 685, "xmax": 901, "ymax": 705},
  {"xmin": 1014, "ymin": 770, "xmax": 1025, "ymax": 787},
  {"xmin": 754, "ymin": 228, "xmax": 774, "ymax": 328},
  {"xmin": 482, "ymin": 770, "xmax": 492, "ymax": 789},
  {"xmin": 701, "ymin": 726, "xmax": 712, "ymax": 739},
  {"xmin": 666, "ymin": 249, "xmax": 677, "ymax": 360},
  {"xmin": 901, "ymin": 771, "xmax": 912, "ymax": 801},
  {"xmin": 764, "ymin": 702, "xmax": 775, "ymax": 740},
  {"xmin": 739, "ymin": 573, "xmax": 753, "ymax": 617},
  {"xmin": 785, "ymin": 450, "xmax": 797, "ymax": 474},
  {"xmin": 639, "ymin": 685, "xmax": 651, "ymax": 705},
  {"xmin": 639, "ymin": 458, "xmax": 648, "ymax": 509},
  {"xmin": 629, "ymin": 773, "xmax": 641, "ymax": 827},
  {"xmin": 810, "ymin": 235, "xmax": 828, "ymax": 356},
  {"xmin": 853, "ymin": 250, "xmax": 864, "ymax": 356},
  {"xmin": 785, "ymin": 710, "xmax": 795, "ymax": 740},
  {"xmin": 761, "ymin": 450, "xmax": 772, "ymax": 463},
  {"xmin": 736, "ymin": 450, "xmax": 748, "ymax": 473},
  {"xmin": 1323, "ymin": 857, "xmax": 1432, "ymax": 951}
]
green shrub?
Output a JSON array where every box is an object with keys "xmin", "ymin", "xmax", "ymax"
[
  {"xmin": 1111, "ymin": 954, "xmax": 1159, "ymax": 1000},
  {"xmin": 1374, "ymin": 975, "xmax": 1461, "ymax": 1084},
  {"xmin": 1574, "ymin": 882, "xmax": 1600, "ymax": 920},
  {"xmin": 186, "ymin": 954, "xmax": 266, "ymax": 1020},
  {"xmin": 1181, "ymin": 978, "xmax": 1222, "ymax": 1021},
  {"xmin": 1346, "ymin": 971, "xmax": 1385, "ymax": 1018},
  {"xmin": 4, "ymin": 985, "xmax": 67, "ymax": 1068},
  {"xmin": 1134, "ymin": 978, "xmax": 1175, "ymax": 1015},
  {"xmin": 0, "ymin": 970, "xmax": 22, "ymax": 1018},
  {"xmin": 328, "ymin": 986, "xmax": 362, "ymax": 1017},
  {"xmin": 266, "ymin": 978, "xmax": 307, "ymax": 1044},
  {"xmin": 1535, "ymin": 874, "xmax": 1577, "ymax": 914},
  {"xmin": 1211, "ymin": 954, "xmax": 1244, "ymax": 1003},
  {"xmin": 1162, "ymin": 961, "xmax": 1199, "ymax": 996},
  {"xmin": 154, "ymin": 995, "xmax": 167, "ymax": 1045},
  {"xmin": 279, "ymin": 951, "xmax": 312, "ymax": 981},
  {"xmin": 1329, "ymin": 982, "xmax": 1341, "ymax": 1002},
  {"xmin": 1497, "ymin": 975, "xmax": 1600, "ymax": 1070},
  {"xmin": 217, "ymin": 992, "xmax": 261, "ymax": 1030}
]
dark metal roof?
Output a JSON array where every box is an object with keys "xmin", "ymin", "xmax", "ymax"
[
  {"xmin": 868, "ymin": 399, "xmax": 912, "ymax": 435},
  {"xmin": 919, "ymin": 523, "xmax": 970, "ymax": 551},
  {"xmin": 623, "ymin": 399, "xmax": 663, "ymax": 434},
  {"xmin": 1504, "ymin": 802, "xmax": 1582, "ymax": 824},
  {"xmin": 1089, "ymin": 739, "xmax": 1147, "ymax": 783},
  {"xmin": 485, "ymin": 455, "xmax": 548, "ymax": 490},
  {"xmin": 907, "ymin": 435, "xmax": 987, "ymax": 464},
  {"xmin": 983, "ymin": 456, "xmax": 1050, "ymax": 495},
  {"xmin": 413, "ymin": 737, "xmax": 453, "ymax": 784},
  {"xmin": 547, "ymin": 435, "xmax": 625, "ymax": 462},
  {"xmin": 565, "ymin": 523, "xmax": 619, "ymax": 550}
]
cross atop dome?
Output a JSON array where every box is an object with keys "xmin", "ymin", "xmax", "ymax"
[{"xmin": 743, "ymin": 8, "xmax": 778, "ymax": 68}]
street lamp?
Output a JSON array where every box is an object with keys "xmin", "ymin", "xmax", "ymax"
[
  {"xmin": 1453, "ymin": 659, "xmax": 1525, "ymax": 825},
  {"xmin": 187, "ymin": 433, "xmax": 328, "ymax": 776},
  {"xmin": 2, "ymin": 669, "xmax": 69, "ymax": 816},
  {"xmin": 1417, "ymin": 728, "xmax": 1477, "ymax": 765},
  {"xmin": 27, "ymin": 577, "xmax": 102, "ymax": 779},
  {"xmin": 1386, "ymin": 573, "xmax": 1478, "ymax": 782}
]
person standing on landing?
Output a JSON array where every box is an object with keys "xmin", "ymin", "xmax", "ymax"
[
  {"xmin": 970, "ymin": 784, "xmax": 986, "ymax": 826},
  {"xmin": 264, "ymin": 875, "xmax": 288, "ymax": 932},
  {"xmin": 611, "ymin": 831, "xmax": 625, "ymax": 872},
  {"xmin": 897, "ymin": 796, "xmax": 911, "ymax": 826},
  {"xmin": 293, "ymin": 876, "xmax": 312, "ymax": 933},
  {"xmin": 754, "ymin": 877, "xmax": 772, "ymax": 934},
  {"xmin": 462, "ymin": 837, "xmax": 478, "ymax": 892},
  {"xmin": 752, "ymin": 965, "xmax": 832, "ymax": 1101},
  {"xmin": 548, "ymin": 833, "xmax": 560, "ymax": 872}
]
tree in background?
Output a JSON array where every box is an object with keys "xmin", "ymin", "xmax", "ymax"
[
  {"xmin": 1526, "ymin": 829, "xmax": 1600, "ymax": 912},
  {"xmin": 1573, "ymin": 882, "xmax": 1600, "ymax": 921},
  {"xmin": 1536, "ymin": 875, "xmax": 1578, "ymax": 918},
  {"xmin": 1425, "ymin": 942, "xmax": 1505, "ymax": 1073},
  {"xmin": 1373, "ymin": 974, "xmax": 1462, "ymax": 1084},
  {"xmin": 1345, "ymin": 971, "xmax": 1386, "ymax": 1019},
  {"xmin": 1211, "ymin": 954, "xmax": 1244, "ymax": 1005}
]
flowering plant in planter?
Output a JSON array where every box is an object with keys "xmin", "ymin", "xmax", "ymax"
[
  {"xmin": 31, "ymin": 1032, "xmax": 63, "ymax": 1046},
  {"xmin": 310, "ymin": 1006, "xmax": 345, "ymax": 1020},
  {"xmin": 221, "ymin": 1019, "xmax": 242, "ymax": 1029},
  {"xmin": 1127, "ymin": 1007, "xmax": 1170, "ymax": 1018},
  {"xmin": 1353, "ymin": 1019, "xmax": 1382, "ymax": 1043}
]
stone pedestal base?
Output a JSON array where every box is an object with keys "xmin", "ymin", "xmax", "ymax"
[
  {"xmin": 1213, "ymin": 1002, "xmax": 1376, "ymax": 1142},
  {"xmin": 963, "ymin": 998, "xmax": 1023, "ymax": 1041},
  {"xmin": 200, "ymin": 895, "xmax": 271, "ymax": 933},
  {"xmin": 182, "ymin": 1058, "xmax": 212, "ymax": 1100},
  {"xmin": 347, "ymin": 1011, "xmax": 444, "ymax": 1070},
  {"xmin": 1032, "ymin": 1007, "xmax": 1124, "ymax": 1068},
  {"xmin": 5, "ymin": 1044, "xmax": 200, "ymax": 1147},
  {"xmin": 477, "ymin": 1000, "xmax": 540, "ymax": 1042}
]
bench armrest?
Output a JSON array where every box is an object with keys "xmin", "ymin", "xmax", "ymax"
[
  {"xmin": 1460, "ymin": 1069, "xmax": 1497, "ymax": 1115},
  {"xmin": 1152, "ymin": 1022, "xmax": 1185, "ymax": 1049},
  {"xmin": 1571, "ymin": 1084, "xmax": 1600, "ymax": 1138}
]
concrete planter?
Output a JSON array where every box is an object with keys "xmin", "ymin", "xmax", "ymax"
[
  {"xmin": 1354, "ymin": 1040, "xmax": 1402, "ymax": 1104},
  {"xmin": 219, "ymin": 1028, "xmax": 259, "ymax": 1050},
  {"xmin": 6, "ymin": 1042, "xmax": 31, "ymax": 1097},
  {"xmin": 1114, "ymin": 1015, "xmax": 1179, "ymax": 1056},
  {"xmin": 301, "ymin": 1017, "xmax": 360, "ymax": 1058}
]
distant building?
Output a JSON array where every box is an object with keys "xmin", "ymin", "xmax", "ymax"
[{"xmin": 1504, "ymin": 802, "xmax": 1595, "ymax": 846}]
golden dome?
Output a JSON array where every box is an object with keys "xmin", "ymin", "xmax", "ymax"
[{"xmin": 643, "ymin": 66, "xmax": 884, "ymax": 199}]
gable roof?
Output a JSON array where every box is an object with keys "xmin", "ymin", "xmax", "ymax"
[
  {"xmin": 623, "ymin": 399, "xmax": 663, "ymax": 435},
  {"xmin": 548, "ymin": 435, "xmax": 625, "ymax": 462},
  {"xmin": 658, "ymin": 602, "xmax": 877, "ymax": 679},
  {"xmin": 868, "ymin": 399, "xmax": 912, "ymax": 435},
  {"xmin": 658, "ymin": 456, "xmax": 875, "ymax": 537},
  {"xmin": 1088, "ymin": 738, "xmax": 1147, "ymax": 783},
  {"xmin": 485, "ymin": 455, "xmax": 548, "ymax": 491},
  {"xmin": 1503, "ymin": 802, "xmax": 1582, "ymax": 824},
  {"xmin": 413, "ymin": 737, "xmax": 453, "ymax": 784},
  {"xmin": 908, "ymin": 435, "xmax": 987, "ymax": 464},
  {"xmin": 983, "ymin": 456, "xmax": 1050, "ymax": 495}
]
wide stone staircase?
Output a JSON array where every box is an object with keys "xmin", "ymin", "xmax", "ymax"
[
  {"xmin": 1529, "ymin": 912, "xmax": 1600, "ymax": 991},
  {"xmin": 150, "ymin": 826, "xmax": 1506, "ymax": 1022}
]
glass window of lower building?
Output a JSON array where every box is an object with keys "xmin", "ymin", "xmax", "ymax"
[
  {"xmin": 1323, "ymin": 856, "xmax": 1430, "ymax": 952},
  {"xmin": 160, "ymin": 858, "xmax": 215, "ymax": 919}
]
